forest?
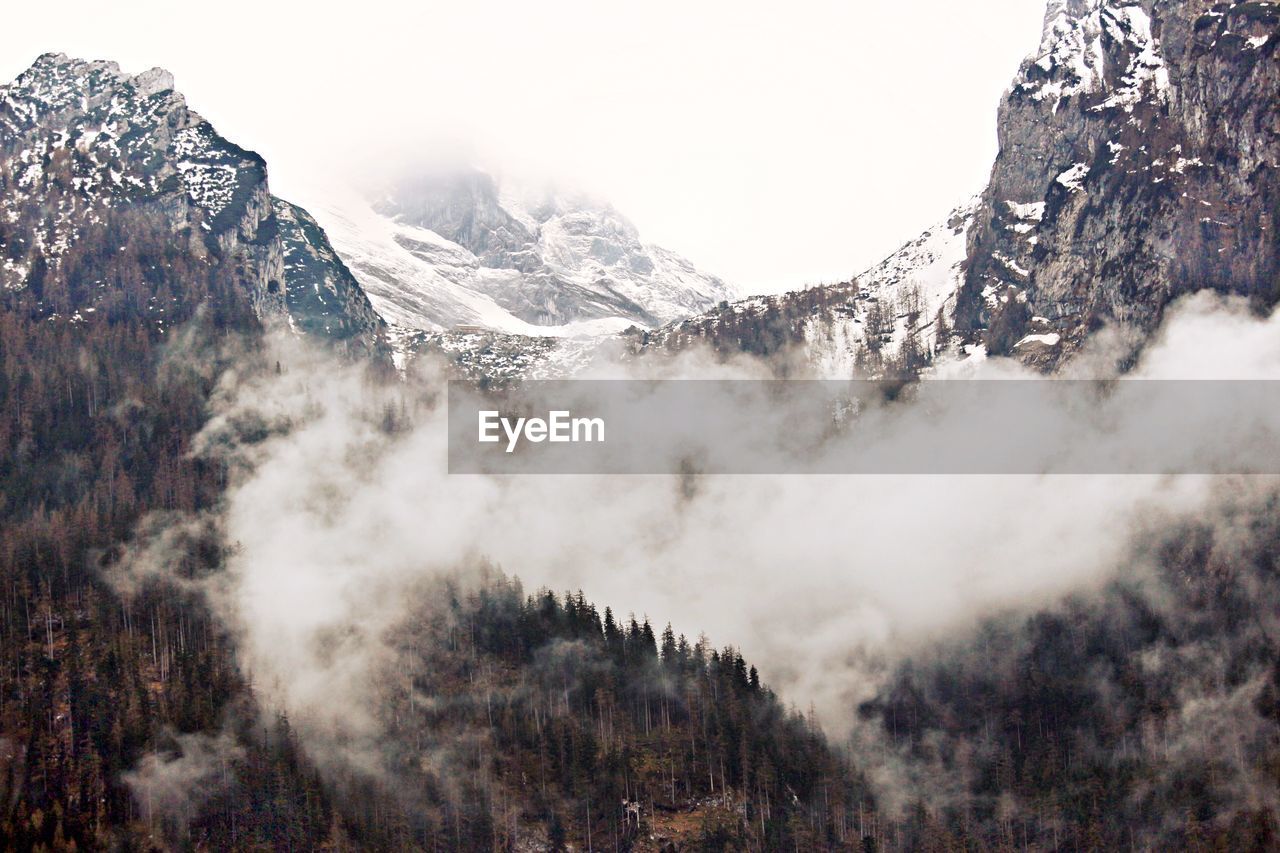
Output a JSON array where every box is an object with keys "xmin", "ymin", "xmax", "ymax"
[
  {"xmin": 0, "ymin": 220, "xmax": 878, "ymax": 847},
  {"xmin": 1, "ymin": 146, "xmax": 1278, "ymax": 852},
  {"xmin": 860, "ymin": 489, "xmax": 1280, "ymax": 851},
  {"xmin": 6, "ymin": 250, "xmax": 1280, "ymax": 848}
]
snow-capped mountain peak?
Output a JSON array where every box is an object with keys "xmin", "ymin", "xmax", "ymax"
[
  {"xmin": 1023, "ymin": 0, "xmax": 1170, "ymax": 114},
  {"xmin": 305, "ymin": 167, "xmax": 734, "ymax": 340}
]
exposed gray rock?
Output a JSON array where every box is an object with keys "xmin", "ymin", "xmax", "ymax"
[
  {"xmin": 275, "ymin": 198, "xmax": 387, "ymax": 356},
  {"xmin": 356, "ymin": 0, "xmax": 1280, "ymax": 383},
  {"xmin": 0, "ymin": 53, "xmax": 386, "ymax": 355},
  {"xmin": 0, "ymin": 52, "xmax": 286, "ymax": 319},
  {"xmin": 955, "ymin": 0, "xmax": 1280, "ymax": 361}
]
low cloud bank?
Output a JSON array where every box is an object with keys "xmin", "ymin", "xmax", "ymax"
[{"xmin": 110, "ymin": 292, "xmax": 1280, "ymax": 818}]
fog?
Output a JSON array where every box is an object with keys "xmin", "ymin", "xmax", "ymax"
[{"xmin": 103, "ymin": 293, "xmax": 1280, "ymax": 810}]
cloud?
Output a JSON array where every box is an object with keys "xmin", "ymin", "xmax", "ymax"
[
  {"xmin": 123, "ymin": 730, "xmax": 244, "ymax": 834},
  {"xmin": 105, "ymin": 291, "xmax": 1280, "ymax": 817}
]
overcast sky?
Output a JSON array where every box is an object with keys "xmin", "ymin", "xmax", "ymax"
[{"xmin": 4, "ymin": 0, "xmax": 1047, "ymax": 295}]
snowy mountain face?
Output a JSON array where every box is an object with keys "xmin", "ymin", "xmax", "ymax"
[
  {"xmin": 956, "ymin": 0, "xmax": 1280, "ymax": 363},
  {"xmin": 274, "ymin": 198, "xmax": 387, "ymax": 350},
  {"xmin": 309, "ymin": 169, "xmax": 734, "ymax": 340},
  {"xmin": 629, "ymin": 198, "xmax": 981, "ymax": 378},
  {"xmin": 405, "ymin": 199, "xmax": 980, "ymax": 381},
  {"xmin": 0, "ymin": 53, "xmax": 385, "ymax": 354},
  {"xmin": 0, "ymin": 53, "xmax": 280, "ymax": 318},
  {"xmin": 11, "ymin": 0, "xmax": 1270, "ymax": 384}
]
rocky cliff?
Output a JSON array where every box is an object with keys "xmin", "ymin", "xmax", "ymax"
[
  {"xmin": 275, "ymin": 198, "xmax": 386, "ymax": 355},
  {"xmin": 0, "ymin": 53, "xmax": 385, "ymax": 351},
  {"xmin": 956, "ymin": 0, "xmax": 1279, "ymax": 361},
  {"xmin": 630, "ymin": 0, "xmax": 1279, "ymax": 375}
]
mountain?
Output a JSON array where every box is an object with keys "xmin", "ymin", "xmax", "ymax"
[
  {"xmin": 628, "ymin": 197, "xmax": 981, "ymax": 377},
  {"xmin": 613, "ymin": 0, "xmax": 1280, "ymax": 378},
  {"xmin": 3, "ymin": 1, "xmax": 1279, "ymax": 846},
  {"xmin": 407, "ymin": 197, "xmax": 979, "ymax": 381},
  {"xmin": 88, "ymin": 0, "xmax": 1259, "ymax": 386},
  {"xmin": 0, "ymin": 58, "xmax": 864, "ymax": 848},
  {"xmin": 0, "ymin": 60, "xmax": 880, "ymax": 853},
  {"xmin": 0, "ymin": 53, "xmax": 385, "ymax": 353},
  {"xmin": 955, "ymin": 0, "xmax": 1280, "ymax": 360},
  {"xmin": 307, "ymin": 169, "xmax": 734, "ymax": 340},
  {"xmin": 274, "ymin": 198, "xmax": 386, "ymax": 348}
]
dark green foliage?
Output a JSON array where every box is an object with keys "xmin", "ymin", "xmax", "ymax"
[
  {"xmin": 0, "ymin": 206, "xmax": 334, "ymax": 847},
  {"xmin": 0, "ymin": 242, "xmax": 873, "ymax": 848}
]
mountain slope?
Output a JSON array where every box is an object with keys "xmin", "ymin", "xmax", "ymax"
[
  {"xmin": 309, "ymin": 170, "xmax": 734, "ymax": 338},
  {"xmin": 624, "ymin": 0, "xmax": 1280, "ymax": 377},
  {"xmin": 274, "ymin": 198, "xmax": 385, "ymax": 353},
  {"xmin": 0, "ymin": 53, "xmax": 385, "ymax": 352},
  {"xmin": 631, "ymin": 197, "xmax": 980, "ymax": 377},
  {"xmin": 956, "ymin": 0, "xmax": 1280, "ymax": 360},
  {"xmin": 406, "ymin": 197, "xmax": 979, "ymax": 381}
]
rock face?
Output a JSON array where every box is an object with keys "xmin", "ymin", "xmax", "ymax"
[
  {"xmin": 314, "ymin": 168, "xmax": 734, "ymax": 335},
  {"xmin": 274, "ymin": 198, "xmax": 386, "ymax": 355},
  {"xmin": 0, "ymin": 53, "xmax": 384, "ymax": 351},
  {"xmin": 0, "ymin": 53, "xmax": 284, "ymax": 318},
  {"xmin": 362, "ymin": 0, "xmax": 1280, "ymax": 382},
  {"xmin": 13, "ymin": 1, "xmax": 1265, "ymax": 381},
  {"xmin": 636, "ymin": 0, "xmax": 1279, "ymax": 374},
  {"xmin": 955, "ymin": 0, "xmax": 1280, "ymax": 359}
]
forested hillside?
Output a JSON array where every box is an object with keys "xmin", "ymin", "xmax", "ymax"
[
  {"xmin": 0, "ymin": 312, "xmax": 878, "ymax": 849},
  {"xmin": 322, "ymin": 570, "xmax": 876, "ymax": 850},
  {"xmin": 0, "ymin": 233, "xmax": 868, "ymax": 848},
  {"xmin": 0, "ymin": 50, "xmax": 876, "ymax": 852},
  {"xmin": 860, "ymin": 487, "xmax": 1280, "ymax": 851}
]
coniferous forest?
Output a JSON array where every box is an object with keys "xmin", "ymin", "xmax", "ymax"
[
  {"xmin": 0, "ymin": 252, "xmax": 870, "ymax": 848},
  {"xmin": 5, "ymin": 267, "xmax": 1280, "ymax": 849},
  {"xmin": 5, "ymin": 0, "xmax": 1280, "ymax": 845}
]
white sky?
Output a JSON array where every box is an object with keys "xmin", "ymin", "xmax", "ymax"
[{"xmin": 3, "ymin": 0, "xmax": 1047, "ymax": 295}]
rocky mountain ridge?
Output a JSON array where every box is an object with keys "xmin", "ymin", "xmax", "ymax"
[
  {"xmin": 0, "ymin": 53, "xmax": 385, "ymax": 353},
  {"xmin": 405, "ymin": 0, "xmax": 1278, "ymax": 383},
  {"xmin": 631, "ymin": 198, "xmax": 981, "ymax": 377},
  {"xmin": 956, "ymin": 0, "xmax": 1279, "ymax": 361},
  {"xmin": 8, "ymin": 0, "xmax": 1276, "ymax": 382},
  {"xmin": 641, "ymin": 0, "xmax": 1279, "ymax": 376}
]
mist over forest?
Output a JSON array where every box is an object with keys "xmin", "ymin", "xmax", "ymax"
[{"xmin": 2, "ymin": 0, "xmax": 1279, "ymax": 848}]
